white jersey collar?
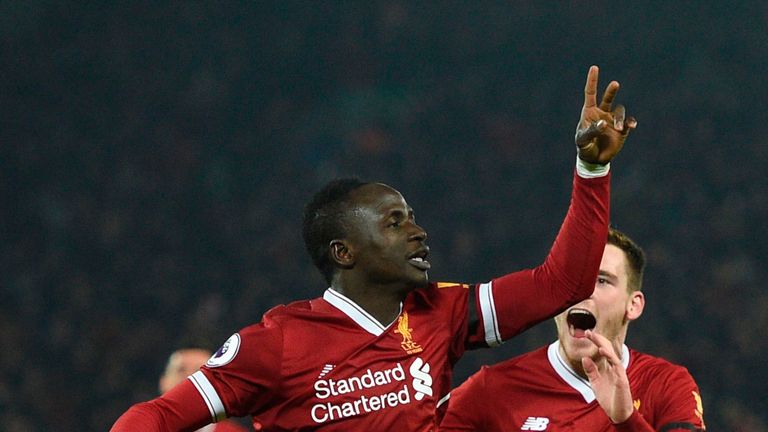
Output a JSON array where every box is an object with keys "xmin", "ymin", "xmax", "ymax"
[
  {"xmin": 323, "ymin": 288, "xmax": 401, "ymax": 336},
  {"xmin": 547, "ymin": 340, "xmax": 630, "ymax": 404}
]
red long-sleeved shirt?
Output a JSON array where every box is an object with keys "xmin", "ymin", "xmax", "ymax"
[{"xmin": 111, "ymin": 170, "xmax": 610, "ymax": 431}]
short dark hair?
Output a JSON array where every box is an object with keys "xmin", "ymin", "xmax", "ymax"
[
  {"xmin": 302, "ymin": 178, "xmax": 370, "ymax": 285},
  {"xmin": 607, "ymin": 227, "xmax": 646, "ymax": 292}
]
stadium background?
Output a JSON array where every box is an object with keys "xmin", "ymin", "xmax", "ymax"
[{"xmin": 3, "ymin": 2, "xmax": 767, "ymax": 430}]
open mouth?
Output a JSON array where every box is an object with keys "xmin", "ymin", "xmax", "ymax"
[
  {"xmin": 566, "ymin": 309, "xmax": 596, "ymax": 338},
  {"xmin": 408, "ymin": 249, "xmax": 431, "ymax": 271}
]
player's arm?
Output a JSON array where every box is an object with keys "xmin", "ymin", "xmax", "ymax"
[
  {"xmin": 611, "ymin": 374, "xmax": 706, "ymax": 432},
  {"xmin": 469, "ymin": 66, "xmax": 637, "ymax": 346},
  {"xmin": 110, "ymin": 379, "xmax": 216, "ymax": 431},
  {"xmin": 112, "ymin": 322, "xmax": 283, "ymax": 431},
  {"xmin": 436, "ymin": 368, "xmax": 489, "ymax": 431},
  {"xmin": 645, "ymin": 367, "xmax": 706, "ymax": 432}
]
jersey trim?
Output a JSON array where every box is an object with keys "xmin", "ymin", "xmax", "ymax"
[
  {"xmin": 547, "ymin": 341, "xmax": 630, "ymax": 403},
  {"xmin": 323, "ymin": 288, "xmax": 401, "ymax": 336},
  {"xmin": 478, "ymin": 282, "xmax": 502, "ymax": 346},
  {"xmin": 189, "ymin": 371, "xmax": 227, "ymax": 423},
  {"xmin": 576, "ymin": 156, "xmax": 610, "ymax": 178}
]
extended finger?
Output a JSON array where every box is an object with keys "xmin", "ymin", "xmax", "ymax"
[
  {"xmin": 585, "ymin": 330, "xmax": 621, "ymax": 364},
  {"xmin": 599, "ymin": 81, "xmax": 620, "ymax": 112},
  {"xmin": 598, "ymin": 347, "xmax": 621, "ymax": 366},
  {"xmin": 622, "ymin": 116, "xmax": 638, "ymax": 136},
  {"xmin": 582, "ymin": 356, "xmax": 600, "ymax": 381},
  {"xmin": 583, "ymin": 66, "xmax": 599, "ymax": 108},
  {"xmin": 613, "ymin": 105, "xmax": 625, "ymax": 131},
  {"xmin": 575, "ymin": 119, "xmax": 607, "ymax": 147}
]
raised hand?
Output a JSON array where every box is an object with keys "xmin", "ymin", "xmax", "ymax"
[
  {"xmin": 581, "ymin": 330, "xmax": 635, "ymax": 424},
  {"xmin": 575, "ymin": 66, "xmax": 637, "ymax": 165}
]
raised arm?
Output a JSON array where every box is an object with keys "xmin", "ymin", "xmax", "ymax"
[{"xmin": 468, "ymin": 66, "xmax": 637, "ymax": 347}]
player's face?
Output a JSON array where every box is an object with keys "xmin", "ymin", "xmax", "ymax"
[
  {"xmin": 554, "ymin": 244, "xmax": 641, "ymax": 366},
  {"xmin": 343, "ymin": 183, "xmax": 430, "ymax": 290}
]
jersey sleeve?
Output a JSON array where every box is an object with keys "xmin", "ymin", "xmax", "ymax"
[
  {"xmin": 436, "ymin": 367, "xmax": 490, "ymax": 431},
  {"xmin": 195, "ymin": 317, "xmax": 284, "ymax": 419},
  {"xmin": 470, "ymin": 171, "xmax": 610, "ymax": 347},
  {"xmin": 649, "ymin": 366, "xmax": 706, "ymax": 431},
  {"xmin": 616, "ymin": 362, "xmax": 705, "ymax": 432},
  {"xmin": 110, "ymin": 319, "xmax": 284, "ymax": 432},
  {"xmin": 613, "ymin": 409, "xmax": 655, "ymax": 432},
  {"xmin": 110, "ymin": 379, "xmax": 219, "ymax": 431}
]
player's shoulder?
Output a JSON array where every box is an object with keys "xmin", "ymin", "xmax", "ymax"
[
  {"xmin": 432, "ymin": 281, "xmax": 472, "ymax": 290},
  {"xmin": 630, "ymin": 349, "xmax": 683, "ymax": 369},
  {"xmin": 233, "ymin": 298, "xmax": 316, "ymax": 336},
  {"xmin": 265, "ymin": 298, "xmax": 313, "ymax": 314},
  {"xmin": 256, "ymin": 297, "xmax": 323, "ymax": 322},
  {"xmin": 400, "ymin": 281, "xmax": 469, "ymax": 302},
  {"xmin": 466, "ymin": 346, "xmax": 547, "ymax": 386},
  {"xmin": 487, "ymin": 345, "xmax": 547, "ymax": 372},
  {"xmin": 415, "ymin": 281, "xmax": 471, "ymax": 299},
  {"xmin": 407, "ymin": 281, "xmax": 472, "ymax": 310},
  {"xmin": 629, "ymin": 349, "xmax": 696, "ymax": 381}
]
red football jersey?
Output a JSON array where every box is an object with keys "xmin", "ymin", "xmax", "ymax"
[
  {"xmin": 194, "ymin": 285, "xmax": 472, "ymax": 431},
  {"xmin": 111, "ymin": 171, "xmax": 611, "ymax": 432},
  {"xmin": 439, "ymin": 342, "xmax": 706, "ymax": 431}
]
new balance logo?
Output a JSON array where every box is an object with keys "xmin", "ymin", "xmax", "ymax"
[{"xmin": 521, "ymin": 416, "xmax": 549, "ymax": 431}]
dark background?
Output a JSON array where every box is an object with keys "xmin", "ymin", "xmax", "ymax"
[{"xmin": 3, "ymin": 2, "xmax": 766, "ymax": 431}]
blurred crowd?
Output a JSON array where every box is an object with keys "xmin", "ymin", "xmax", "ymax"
[{"xmin": 2, "ymin": 2, "xmax": 767, "ymax": 431}]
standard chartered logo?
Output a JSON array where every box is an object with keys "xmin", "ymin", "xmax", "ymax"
[
  {"xmin": 409, "ymin": 357, "xmax": 433, "ymax": 400},
  {"xmin": 310, "ymin": 358, "xmax": 433, "ymax": 423}
]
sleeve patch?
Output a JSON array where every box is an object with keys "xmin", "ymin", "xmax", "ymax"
[{"xmin": 206, "ymin": 333, "xmax": 241, "ymax": 368}]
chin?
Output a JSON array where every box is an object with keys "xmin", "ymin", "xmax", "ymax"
[
  {"xmin": 566, "ymin": 338, "xmax": 596, "ymax": 357},
  {"xmin": 406, "ymin": 270, "xmax": 429, "ymax": 286},
  {"xmin": 566, "ymin": 348, "xmax": 598, "ymax": 366}
]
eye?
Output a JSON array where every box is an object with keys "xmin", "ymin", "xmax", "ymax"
[
  {"xmin": 388, "ymin": 220, "xmax": 401, "ymax": 228},
  {"xmin": 597, "ymin": 276, "xmax": 609, "ymax": 285}
]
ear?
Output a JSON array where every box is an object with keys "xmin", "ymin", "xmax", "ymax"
[
  {"xmin": 626, "ymin": 291, "xmax": 645, "ymax": 321},
  {"xmin": 330, "ymin": 239, "xmax": 355, "ymax": 269}
]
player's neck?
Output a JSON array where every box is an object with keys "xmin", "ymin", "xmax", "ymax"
[
  {"xmin": 558, "ymin": 339, "xmax": 626, "ymax": 380},
  {"xmin": 354, "ymin": 295, "xmax": 402, "ymax": 326},
  {"xmin": 561, "ymin": 346, "xmax": 589, "ymax": 380},
  {"xmin": 332, "ymin": 280, "xmax": 407, "ymax": 326}
]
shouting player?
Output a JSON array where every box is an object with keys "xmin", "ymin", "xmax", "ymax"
[
  {"xmin": 438, "ymin": 228, "xmax": 706, "ymax": 431},
  {"xmin": 111, "ymin": 65, "xmax": 636, "ymax": 431}
]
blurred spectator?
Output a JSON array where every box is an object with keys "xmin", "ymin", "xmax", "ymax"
[{"xmin": 159, "ymin": 348, "xmax": 249, "ymax": 432}]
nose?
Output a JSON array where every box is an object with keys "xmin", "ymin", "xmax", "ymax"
[{"xmin": 409, "ymin": 222, "xmax": 428, "ymax": 242}]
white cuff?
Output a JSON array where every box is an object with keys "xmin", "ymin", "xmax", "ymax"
[
  {"xmin": 576, "ymin": 156, "xmax": 610, "ymax": 178},
  {"xmin": 478, "ymin": 282, "xmax": 502, "ymax": 347},
  {"xmin": 189, "ymin": 371, "xmax": 227, "ymax": 423}
]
